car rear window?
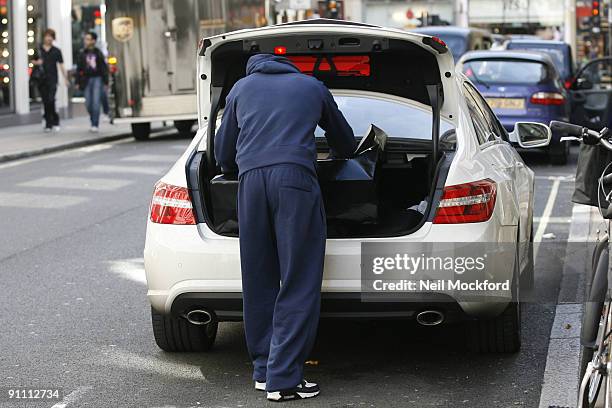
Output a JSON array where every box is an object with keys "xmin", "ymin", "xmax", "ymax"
[
  {"xmin": 463, "ymin": 59, "xmax": 547, "ymax": 85},
  {"xmin": 434, "ymin": 34, "xmax": 467, "ymax": 59},
  {"xmin": 314, "ymin": 94, "xmax": 454, "ymax": 140},
  {"xmin": 507, "ymin": 43, "xmax": 568, "ymax": 78}
]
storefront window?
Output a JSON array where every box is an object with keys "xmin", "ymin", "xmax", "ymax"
[
  {"xmin": 27, "ymin": 0, "xmax": 45, "ymax": 106},
  {"xmin": 72, "ymin": 0, "xmax": 104, "ymax": 63},
  {"xmin": 0, "ymin": 0, "xmax": 12, "ymax": 114}
]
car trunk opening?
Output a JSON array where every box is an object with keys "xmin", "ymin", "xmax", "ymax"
[{"xmin": 188, "ymin": 31, "xmax": 453, "ymax": 238}]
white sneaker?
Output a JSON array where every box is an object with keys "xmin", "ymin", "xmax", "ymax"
[
  {"xmin": 90, "ymin": 127, "xmax": 99, "ymax": 133},
  {"xmin": 267, "ymin": 379, "xmax": 320, "ymax": 401},
  {"xmin": 43, "ymin": 127, "xmax": 52, "ymax": 133},
  {"xmin": 255, "ymin": 381, "xmax": 266, "ymax": 391},
  {"xmin": 52, "ymin": 126, "xmax": 60, "ymax": 133}
]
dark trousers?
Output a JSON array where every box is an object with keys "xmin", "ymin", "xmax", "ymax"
[
  {"xmin": 39, "ymin": 82, "xmax": 58, "ymax": 128},
  {"xmin": 238, "ymin": 164, "xmax": 326, "ymax": 391}
]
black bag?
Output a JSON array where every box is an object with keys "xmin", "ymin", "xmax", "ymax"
[
  {"xmin": 30, "ymin": 65, "xmax": 46, "ymax": 87},
  {"xmin": 573, "ymin": 143, "xmax": 612, "ymax": 208},
  {"xmin": 317, "ymin": 124, "xmax": 387, "ymax": 224}
]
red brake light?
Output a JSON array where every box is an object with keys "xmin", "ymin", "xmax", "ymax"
[
  {"xmin": 564, "ymin": 79, "xmax": 573, "ymax": 89},
  {"xmin": 431, "ymin": 36, "xmax": 447, "ymax": 47},
  {"xmin": 433, "ymin": 179, "xmax": 497, "ymax": 224},
  {"xmin": 274, "ymin": 46, "xmax": 287, "ymax": 55},
  {"xmin": 150, "ymin": 182, "xmax": 195, "ymax": 225},
  {"xmin": 287, "ymin": 55, "xmax": 370, "ymax": 77},
  {"xmin": 530, "ymin": 92, "xmax": 565, "ymax": 106}
]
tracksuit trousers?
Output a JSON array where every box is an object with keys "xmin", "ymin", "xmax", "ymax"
[{"xmin": 237, "ymin": 163, "xmax": 326, "ymax": 391}]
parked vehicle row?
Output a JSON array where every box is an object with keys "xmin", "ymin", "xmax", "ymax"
[{"xmin": 413, "ymin": 26, "xmax": 591, "ymax": 165}]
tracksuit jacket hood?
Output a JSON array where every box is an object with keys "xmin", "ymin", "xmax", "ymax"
[
  {"xmin": 246, "ymin": 54, "xmax": 300, "ymax": 76},
  {"xmin": 214, "ymin": 53, "xmax": 356, "ymax": 177}
]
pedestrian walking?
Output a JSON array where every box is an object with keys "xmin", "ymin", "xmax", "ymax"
[
  {"xmin": 214, "ymin": 54, "xmax": 356, "ymax": 402},
  {"xmin": 32, "ymin": 28, "xmax": 69, "ymax": 133},
  {"xmin": 76, "ymin": 31, "xmax": 108, "ymax": 133}
]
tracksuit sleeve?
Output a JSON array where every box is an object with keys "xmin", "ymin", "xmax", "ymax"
[
  {"xmin": 318, "ymin": 85, "xmax": 357, "ymax": 159},
  {"xmin": 214, "ymin": 93, "xmax": 240, "ymax": 174}
]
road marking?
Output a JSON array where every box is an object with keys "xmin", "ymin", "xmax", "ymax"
[
  {"xmin": 535, "ymin": 175, "xmax": 575, "ymax": 181},
  {"xmin": 0, "ymin": 139, "xmax": 132, "ymax": 170},
  {"xmin": 85, "ymin": 164, "xmax": 166, "ymax": 176},
  {"xmin": 534, "ymin": 179, "xmax": 561, "ymax": 260},
  {"xmin": 538, "ymin": 204, "xmax": 596, "ymax": 408},
  {"xmin": 77, "ymin": 143, "xmax": 114, "ymax": 153},
  {"xmin": 108, "ymin": 258, "xmax": 146, "ymax": 284},
  {"xmin": 0, "ymin": 192, "xmax": 88, "ymax": 208},
  {"xmin": 94, "ymin": 348, "xmax": 203, "ymax": 380},
  {"xmin": 534, "ymin": 216, "xmax": 571, "ymax": 224},
  {"xmin": 121, "ymin": 154, "xmax": 179, "ymax": 163},
  {"xmin": 19, "ymin": 176, "xmax": 133, "ymax": 191},
  {"xmin": 50, "ymin": 386, "xmax": 92, "ymax": 408}
]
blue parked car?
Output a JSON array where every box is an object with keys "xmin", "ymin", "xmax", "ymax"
[
  {"xmin": 411, "ymin": 26, "xmax": 493, "ymax": 62},
  {"xmin": 458, "ymin": 50, "xmax": 570, "ymax": 164},
  {"xmin": 506, "ymin": 39, "xmax": 575, "ymax": 87}
]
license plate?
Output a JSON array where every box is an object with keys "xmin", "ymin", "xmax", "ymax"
[{"xmin": 486, "ymin": 98, "xmax": 525, "ymax": 110}]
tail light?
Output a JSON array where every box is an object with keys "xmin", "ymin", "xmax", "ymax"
[
  {"xmin": 433, "ymin": 179, "xmax": 497, "ymax": 224},
  {"xmin": 150, "ymin": 181, "xmax": 195, "ymax": 225},
  {"xmin": 530, "ymin": 92, "xmax": 565, "ymax": 106},
  {"xmin": 564, "ymin": 79, "xmax": 573, "ymax": 89}
]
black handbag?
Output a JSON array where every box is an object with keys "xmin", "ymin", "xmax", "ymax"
[
  {"xmin": 30, "ymin": 64, "xmax": 46, "ymax": 86},
  {"xmin": 573, "ymin": 143, "xmax": 612, "ymax": 208}
]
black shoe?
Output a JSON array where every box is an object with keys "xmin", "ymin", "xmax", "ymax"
[{"xmin": 267, "ymin": 379, "xmax": 320, "ymax": 401}]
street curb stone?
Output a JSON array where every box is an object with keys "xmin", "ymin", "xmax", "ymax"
[{"xmin": 0, "ymin": 132, "xmax": 134, "ymax": 163}]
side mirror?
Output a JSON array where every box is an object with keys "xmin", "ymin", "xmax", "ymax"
[{"xmin": 509, "ymin": 122, "xmax": 552, "ymax": 148}]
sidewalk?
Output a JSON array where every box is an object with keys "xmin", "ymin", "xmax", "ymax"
[{"xmin": 0, "ymin": 115, "xmax": 135, "ymax": 163}]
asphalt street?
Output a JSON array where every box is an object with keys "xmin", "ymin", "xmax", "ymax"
[{"xmin": 0, "ymin": 135, "xmax": 580, "ymax": 408}]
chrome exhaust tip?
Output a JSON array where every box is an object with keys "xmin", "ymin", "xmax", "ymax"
[
  {"xmin": 185, "ymin": 309, "xmax": 213, "ymax": 325},
  {"xmin": 416, "ymin": 310, "xmax": 445, "ymax": 326}
]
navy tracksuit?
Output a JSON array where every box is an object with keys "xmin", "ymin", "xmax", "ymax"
[{"xmin": 214, "ymin": 54, "xmax": 356, "ymax": 390}]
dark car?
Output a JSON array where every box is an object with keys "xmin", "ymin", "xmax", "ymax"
[
  {"xmin": 567, "ymin": 57, "xmax": 612, "ymax": 132},
  {"xmin": 411, "ymin": 26, "xmax": 493, "ymax": 62},
  {"xmin": 459, "ymin": 50, "xmax": 570, "ymax": 164},
  {"xmin": 506, "ymin": 40, "xmax": 574, "ymax": 86}
]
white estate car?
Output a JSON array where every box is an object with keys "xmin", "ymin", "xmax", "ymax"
[{"xmin": 144, "ymin": 20, "xmax": 551, "ymax": 354}]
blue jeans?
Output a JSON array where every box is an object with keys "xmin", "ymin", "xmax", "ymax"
[{"xmin": 84, "ymin": 76, "xmax": 103, "ymax": 127}]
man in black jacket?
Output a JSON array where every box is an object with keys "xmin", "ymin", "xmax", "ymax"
[
  {"xmin": 76, "ymin": 31, "xmax": 108, "ymax": 132},
  {"xmin": 32, "ymin": 28, "xmax": 69, "ymax": 132}
]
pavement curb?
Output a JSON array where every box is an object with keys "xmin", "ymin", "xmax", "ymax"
[
  {"xmin": 0, "ymin": 131, "xmax": 135, "ymax": 164},
  {"xmin": 538, "ymin": 204, "xmax": 600, "ymax": 408}
]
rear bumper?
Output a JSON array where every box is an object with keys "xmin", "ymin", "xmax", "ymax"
[
  {"xmin": 145, "ymin": 216, "xmax": 516, "ymax": 321},
  {"xmin": 170, "ymin": 291, "xmax": 471, "ymax": 322}
]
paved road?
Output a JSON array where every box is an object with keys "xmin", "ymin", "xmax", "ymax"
[{"xmin": 0, "ymin": 137, "xmax": 580, "ymax": 408}]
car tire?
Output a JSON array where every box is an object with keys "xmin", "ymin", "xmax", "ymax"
[
  {"xmin": 550, "ymin": 141, "xmax": 569, "ymax": 165},
  {"xmin": 520, "ymin": 225, "xmax": 535, "ymax": 291},
  {"xmin": 466, "ymin": 248, "xmax": 521, "ymax": 353},
  {"xmin": 150, "ymin": 307, "xmax": 218, "ymax": 352},
  {"xmin": 174, "ymin": 120, "xmax": 195, "ymax": 135},
  {"xmin": 132, "ymin": 123, "xmax": 151, "ymax": 141}
]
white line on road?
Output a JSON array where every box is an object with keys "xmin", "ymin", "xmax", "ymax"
[
  {"xmin": 108, "ymin": 258, "xmax": 146, "ymax": 284},
  {"xmin": 534, "ymin": 179, "xmax": 561, "ymax": 260},
  {"xmin": 0, "ymin": 192, "xmax": 88, "ymax": 209},
  {"xmin": 50, "ymin": 385, "xmax": 92, "ymax": 408},
  {"xmin": 19, "ymin": 176, "xmax": 133, "ymax": 191}
]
